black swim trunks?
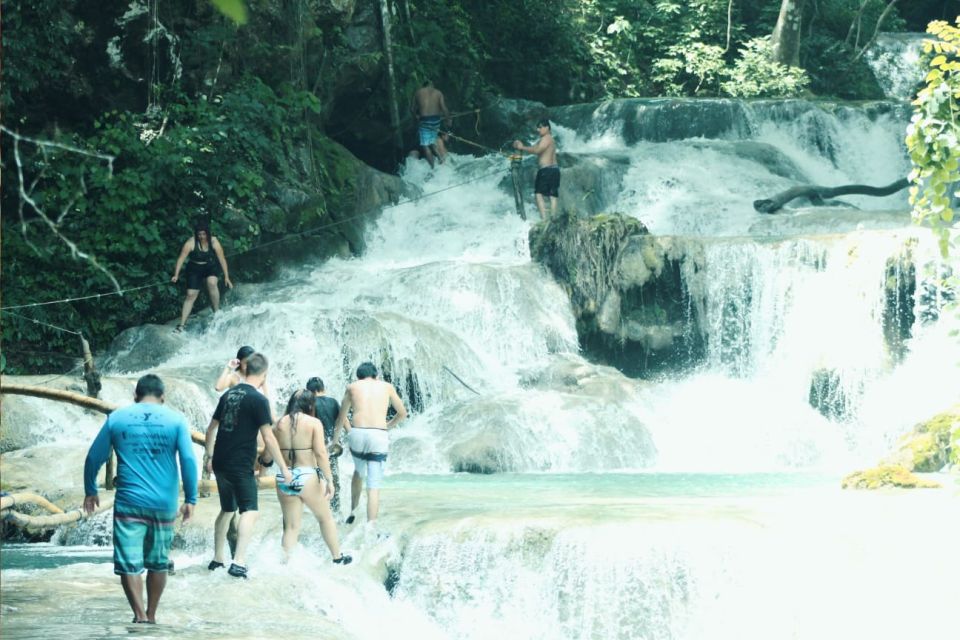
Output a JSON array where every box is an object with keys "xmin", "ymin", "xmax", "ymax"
[
  {"xmin": 535, "ymin": 165, "xmax": 560, "ymax": 198},
  {"xmin": 213, "ymin": 469, "xmax": 258, "ymax": 513}
]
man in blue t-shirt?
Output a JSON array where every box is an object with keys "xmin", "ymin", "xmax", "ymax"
[
  {"xmin": 204, "ymin": 352, "xmax": 290, "ymax": 578},
  {"xmin": 84, "ymin": 374, "xmax": 198, "ymax": 624}
]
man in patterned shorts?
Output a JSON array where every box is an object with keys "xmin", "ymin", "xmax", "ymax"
[{"xmin": 84, "ymin": 373, "xmax": 198, "ymax": 624}]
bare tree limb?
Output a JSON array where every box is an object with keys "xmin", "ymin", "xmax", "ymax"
[
  {"xmin": 845, "ymin": 0, "xmax": 871, "ymax": 47},
  {"xmin": 853, "ymin": 0, "xmax": 900, "ymax": 62},
  {"xmin": 2, "ymin": 126, "xmax": 121, "ymax": 292},
  {"xmin": 754, "ymin": 177, "xmax": 909, "ymax": 213}
]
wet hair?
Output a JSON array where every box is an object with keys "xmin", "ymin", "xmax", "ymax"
[
  {"xmin": 282, "ymin": 389, "xmax": 317, "ymax": 458},
  {"xmin": 245, "ymin": 353, "xmax": 268, "ymax": 377},
  {"xmin": 135, "ymin": 374, "xmax": 164, "ymax": 401},
  {"xmin": 193, "ymin": 219, "xmax": 212, "ymax": 249},
  {"xmin": 284, "ymin": 389, "xmax": 317, "ymax": 418},
  {"xmin": 536, "ymin": 118, "xmax": 551, "ymax": 130},
  {"xmin": 356, "ymin": 361, "xmax": 378, "ymax": 380},
  {"xmin": 236, "ymin": 346, "xmax": 255, "ymax": 361},
  {"xmin": 306, "ymin": 376, "xmax": 325, "ymax": 393}
]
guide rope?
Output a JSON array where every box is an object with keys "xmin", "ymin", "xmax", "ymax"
[{"xmin": 2, "ymin": 163, "xmax": 510, "ymax": 311}]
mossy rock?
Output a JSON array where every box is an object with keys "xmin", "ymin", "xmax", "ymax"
[
  {"xmin": 888, "ymin": 408, "xmax": 960, "ymax": 472},
  {"xmin": 841, "ymin": 464, "xmax": 941, "ymax": 490}
]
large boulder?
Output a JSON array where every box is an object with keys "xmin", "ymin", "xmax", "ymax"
[
  {"xmin": 100, "ymin": 324, "xmax": 186, "ymax": 373},
  {"xmin": 469, "ymin": 96, "xmax": 549, "ymax": 151},
  {"xmin": 530, "ymin": 213, "xmax": 704, "ymax": 377},
  {"xmin": 883, "ymin": 408, "xmax": 960, "ymax": 472},
  {"xmin": 500, "ymin": 152, "xmax": 632, "ymax": 218}
]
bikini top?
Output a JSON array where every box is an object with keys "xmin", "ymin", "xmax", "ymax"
[{"xmin": 277, "ymin": 415, "xmax": 313, "ymax": 466}]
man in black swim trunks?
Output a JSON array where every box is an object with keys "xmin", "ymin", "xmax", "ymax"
[
  {"xmin": 306, "ymin": 376, "xmax": 343, "ymax": 516},
  {"xmin": 513, "ymin": 118, "xmax": 559, "ymax": 220},
  {"xmin": 204, "ymin": 353, "xmax": 291, "ymax": 579}
]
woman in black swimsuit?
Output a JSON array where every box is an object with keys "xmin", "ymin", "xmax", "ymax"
[{"xmin": 170, "ymin": 220, "xmax": 233, "ymax": 332}]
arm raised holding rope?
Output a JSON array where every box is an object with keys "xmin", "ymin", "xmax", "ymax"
[{"xmin": 513, "ymin": 118, "xmax": 560, "ymax": 221}]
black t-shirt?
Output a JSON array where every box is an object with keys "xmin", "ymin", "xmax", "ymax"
[
  {"xmin": 211, "ymin": 383, "xmax": 272, "ymax": 473},
  {"xmin": 314, "ymin": 395, "xmax": 340, "ymax": 441}
]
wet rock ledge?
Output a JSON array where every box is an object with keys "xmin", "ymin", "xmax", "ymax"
[{"xmin": 529, "ymin": 212, "xmax": 703, "ymax": 377}]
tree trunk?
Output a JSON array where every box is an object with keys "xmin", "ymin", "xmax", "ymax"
[
  {"xmin": 0, "ymin": 493, "xmax": 65, "ymax": 514},
  {"xmin": 378, "ymin": 0, "xmax": 404, "ymax": 160},
  {"xmin": 771, "ymin": 0, "xmax": 807, "ymax": 67},
  {"xmin": 1, "ymin": 383, "xmax": 116, "ymax": 414},
  {"xmin": 753, "ymin": 178, "xmax": 909, "ymax": 213},
  {"xmin": 0, "ymin": 382, "xmax": 205, "ymax": 446},
  {"xmin": 1, "ymin": 497, "xmax": 115, "ymax": 533}
]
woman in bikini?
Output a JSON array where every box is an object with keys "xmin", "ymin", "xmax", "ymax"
[
  {"xmin": 263, "ymin": 389, "xmax": 351, "ymax": 564},
  {"xmin": 170, "ymin": 220, "xmax": 232, "ymax": 332}
]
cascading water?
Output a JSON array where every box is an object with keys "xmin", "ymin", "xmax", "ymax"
[
  {"xmin": 864, "ymin": 32, "xmax": 929, "ymax": 100},
  {"xmin": 3, "ymin": 97, "xmax": 958, "ymax": 640}
]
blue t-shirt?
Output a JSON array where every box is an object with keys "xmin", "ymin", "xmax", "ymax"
[{"xmin": 84, "ymin": 402, "xmax": 199, "ymax": 513}]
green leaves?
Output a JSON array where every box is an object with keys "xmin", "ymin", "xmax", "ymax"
[
  {"xmin": 210, "ymin": 0, "xmax": 248, "ymax": 25},
  {"xmin": 907, "ymin": 19, "xmax": 960, "ymax": 257}
]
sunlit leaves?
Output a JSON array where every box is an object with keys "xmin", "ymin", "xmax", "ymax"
[
  {"xmin": 210, "ymin": 0, "xmax": 248, "ymax": 25},
  {"xmin": 906, "ymin": 19, "xmax": 960, "ymax": 257}
]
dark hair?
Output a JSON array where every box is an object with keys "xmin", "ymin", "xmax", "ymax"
[
  {"xmin": 135, "ymin": 374, "xmax": 165, "ymax": 401},
  {"xmin": 236, "ymin": 346, "xmax": 255, "ymax": 361},
  {"xmin": 422, "ymin": 79, "xmax": 432, "ymax": 87},
  {"xmin": 283, "ymin": 389, "xmax": 316, "ymax": 447},
  {"xmin": 284, "ymin": 389, "xmax": 316, "ymax": 418},
  {"xmin": 306, "ymin": 377, "xmax": 325, "ymax": 393},
  {"xmin": 193, "ymin": 220, "xmax": 212, "ymax": 249},
  {"xmin": 536, "ymin": 118, "xmax": 551, "ymax": 129},
  {"xmin": 245, "ymin": 353, "xmax": 268, "ymax": 376},
  {"xmin": 356, "ymin": 361, "xmax": 378, "ymax": 380}
]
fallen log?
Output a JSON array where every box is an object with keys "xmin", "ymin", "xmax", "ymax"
[
  {"xmin": 0, "ymin": 492, "xmax": 65, "ymax": 514},
  {"xmin": 1, "ymin": 496, "xmax": 115, "ymax": 532},
  {"xmin": 0, "ymin": 382, "xmax": 116, "ymax": 414},
  {"xmin": 0, "ymin": 382, "xmax": 205, "ymax": 446},
  {"xmin": 754, "ymin": 177, "xmax": 909, "ymax": 214}
]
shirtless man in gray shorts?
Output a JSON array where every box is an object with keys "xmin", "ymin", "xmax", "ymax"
[{"xmin": 333, "ymin": 362, "xmax": 408, "ymax": 524}]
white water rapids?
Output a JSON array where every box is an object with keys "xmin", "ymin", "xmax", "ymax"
[{"xmin": 3, "ymin": 96, "xmax": 959, "ymax": 639}]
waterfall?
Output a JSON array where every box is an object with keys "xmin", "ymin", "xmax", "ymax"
[
  {"xmin": 552, "ymin": 99, "xmax": 912, "ymax": 236},
  {"xmin": 5, "ymin": 96, "xmax": 958, "ymax": 639},
  {"xmin": 864, "ymin": 33, "xmax": 929, "ymax": 100},
  {"xmin": 77, "ymin": 98, "xmax": 956, "ymax": 475}
]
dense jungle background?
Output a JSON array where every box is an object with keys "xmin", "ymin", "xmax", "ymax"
[{"xmin": 1, "ymin": 0, "xmax": 956, "ymax": 373}]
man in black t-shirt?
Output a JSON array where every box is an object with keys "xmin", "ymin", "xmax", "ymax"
[
  {"xmin": 204, "ymin": 353, "xmax": 290, "ymax": 579},
  {"xmin": 306, "ymin": 376, "xmax": 342, "ymax": 516}
]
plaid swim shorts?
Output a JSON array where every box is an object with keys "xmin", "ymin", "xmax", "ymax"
[{"xmin": 112, "ymin": 505, "xmax": 177, "ymax": 575}]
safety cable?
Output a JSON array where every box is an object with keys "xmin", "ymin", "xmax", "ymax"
[
  {"xmin": 3, "ymin": 159, "xmax": 510, "ymax": 311},
  {"xmin": 2, "ymin": 310, "xmax": 83, "ymax": 335}
]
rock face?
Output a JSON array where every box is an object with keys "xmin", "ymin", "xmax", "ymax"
[
  {"xmin": 841, "ymin": 407, "xmax": 959, "ymax": 490},
  {"xmin": 228, "ymin": 139, "xmax": 408, "ymax": 280},
  {"xmin": 500, "ymin": 152, "xmax": 632, "ymax": 218},
  {"xmin": 468, "ymin": 97, "xmax": 549, "ymax": 151},
  {"xmin": 530, "ymin": 212, "xmax": 703, "ymax": 377},
  {"xmin": 100, "ymin": 324, "xmax": 188, "ymax": 373},
  {"xmin": 883, "ymin": 408, "xmax": 960, "ymax": 472}
]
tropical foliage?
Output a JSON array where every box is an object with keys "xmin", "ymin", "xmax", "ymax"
[{"xmin": 906, "ymin": 18, "xmax": 960, "ymax": 257}]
